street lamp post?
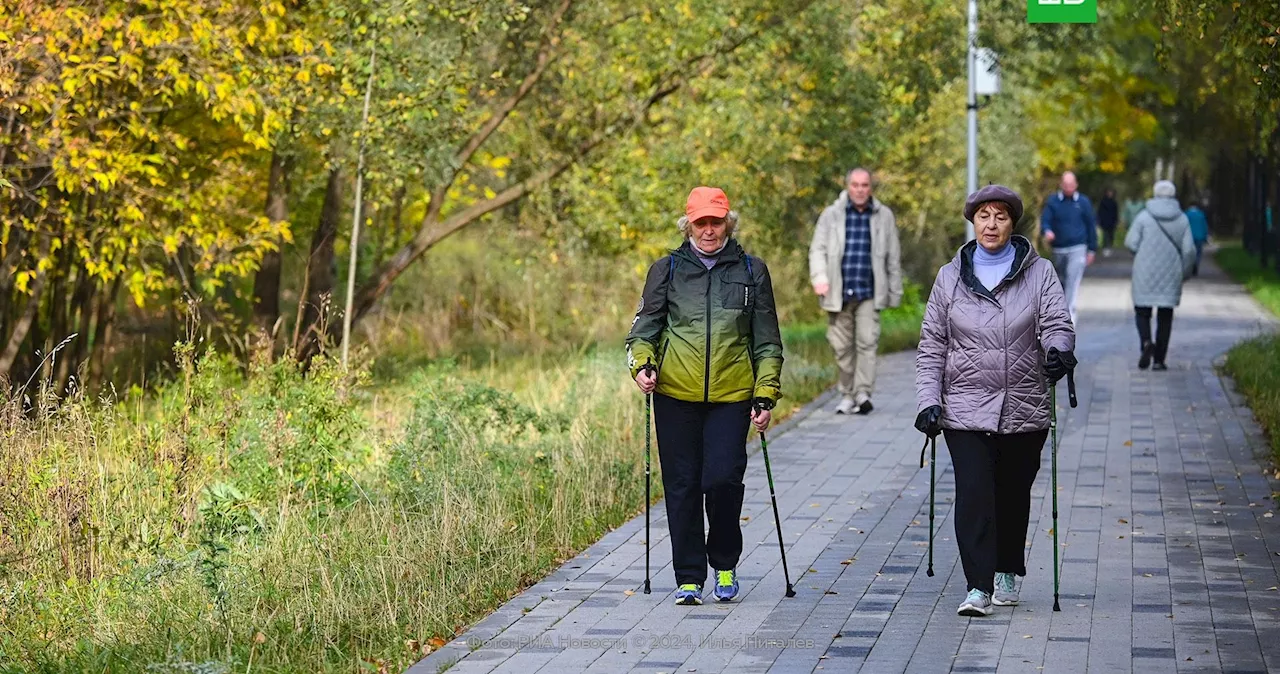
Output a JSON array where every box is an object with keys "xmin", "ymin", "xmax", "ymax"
[
  {"xmin": 965, "ymin": 0, "xmax": 1000, "ymax": 242},
  {"xmin": 966, "ymin": 0, "xmax": 978, "ymax": 242}
]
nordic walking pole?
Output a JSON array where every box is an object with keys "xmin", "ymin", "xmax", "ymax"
[
  {"xmin": 1050, "ymin": 370, "xmax": 1078, "ymax": 612},
  {"xmin": 758, "ymin": 423, "xmax": 797, "ymax": 598},
  {"xmin": 928, "ymin": 435, "xmax": 936, "ymax": 576},
  {"xmin": 1050, "ymin": 383, "xmax": 1060, "ymax": 612},
  {"xmin": 641, "ymin": 360, "xmax": 656, "ymax": 594},
  {"xmin": 918, "ymin": 435, "xmax": 936, "ymax": 577}
]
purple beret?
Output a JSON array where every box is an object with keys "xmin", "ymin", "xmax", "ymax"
[{"xmin": 964, "ymin": 184, "xmax": 1024, "ymax": 223}]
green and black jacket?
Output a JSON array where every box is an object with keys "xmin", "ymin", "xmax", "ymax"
[{"xmin": 626, "ymin": 239, "xmax": 784, "ymax": 405}]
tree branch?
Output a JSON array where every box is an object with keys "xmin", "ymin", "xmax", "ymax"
[{"xmin": 424, "ymin": 0, "xmax": 574, "ymax": 226}]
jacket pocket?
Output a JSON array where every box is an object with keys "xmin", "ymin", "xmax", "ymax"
[{"xmin": 720, "ymin": 281, "xmax": 754, "ymax": 313}]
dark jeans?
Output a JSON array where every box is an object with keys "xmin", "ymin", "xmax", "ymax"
[
  {"xmin": 1100, "ymin": 225, "xmax": 1117, "ymax": 249},
  {"xmin": 943, "ymin": 429, "xmax": 1048, "ymax": 594},
  {"xmin": 653, "ymin": 393, "xmax": 752, "ymax": 586},
  {"xmin": 1135, "ymin": 306, "xmax": 1174, "ymax": 363}
]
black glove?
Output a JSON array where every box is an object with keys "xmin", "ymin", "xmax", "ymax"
[
  {"xmin": 914, "ymin": 405, "xmax": 943, "ymax": 438},
  {"xmin": 1043, "ymin": 347, "xmax": 1077, "ymax": 384},
  {"xmin": 752, "ymin": 397, "xmax": 775, "ymax": 412}
]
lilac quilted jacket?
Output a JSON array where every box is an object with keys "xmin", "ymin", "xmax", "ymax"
[{"xmin": 915, "ymin": 236, "xmax": 1075, "ymax": 434}]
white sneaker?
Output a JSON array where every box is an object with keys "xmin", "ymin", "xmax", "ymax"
[
  {"xmin": 957, "ymin": 589, "xmax": 993, "ymax": 617},
  {"xmin": 993, "ymin": 572, "xmax": 1019, "ymax": 606},
  {"xmin": 834, "ymin": 397, "xmax": 856, "ymax": 415}
]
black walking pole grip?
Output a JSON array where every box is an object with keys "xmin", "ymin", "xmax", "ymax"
[{"xmin": 1067, "ymin": 370, "xmax": 1078, "ymax": 408}]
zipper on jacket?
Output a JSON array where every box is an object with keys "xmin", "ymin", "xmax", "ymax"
[{"xmin": 704, "ymin": 270, "xmax": 712, "ymax": 402}]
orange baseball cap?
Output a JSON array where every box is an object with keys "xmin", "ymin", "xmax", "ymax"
[{"xmin": 685, "ymin": 186, "xmax": 730, "ymax": 221}]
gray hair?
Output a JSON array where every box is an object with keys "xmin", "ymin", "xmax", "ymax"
[
  {"xmin": 1153, "ymin": 180, "xmax": 1177, "ymax": 198},
  {"xmin": 846, "ymin": 167, "xmax": 873, "ymax": 184},
  {"xmin": 677, "ymin": 210, "xmax": 740, "ymax": 238}
]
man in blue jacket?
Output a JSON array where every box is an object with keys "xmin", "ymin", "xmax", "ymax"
[{"xmin": 1040, "ymin": 171, "xmax": 1097, "ymax": 325}]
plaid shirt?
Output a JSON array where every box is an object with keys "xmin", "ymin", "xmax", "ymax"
[{"xmin": 842, "ymin": 202, "xmax": 874, "ymax": 301}]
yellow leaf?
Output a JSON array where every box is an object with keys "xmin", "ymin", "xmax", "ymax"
[{"xmin": 14, "ymin": 271, "xmax": 30, "ymax": 293}]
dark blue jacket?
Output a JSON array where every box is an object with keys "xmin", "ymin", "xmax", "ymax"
[{"xmin": 1040, "ymin": 191, "xmax": 1097, "ymax": 251}]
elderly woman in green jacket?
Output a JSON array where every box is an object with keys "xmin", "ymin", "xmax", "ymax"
[{"xmin": 626, "ymin": 186, "xmax": 784, "ymax": 606}]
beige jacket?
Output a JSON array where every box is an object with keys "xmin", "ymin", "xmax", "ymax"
[{"xmin": 808, "ymin": 193, "xmax": 903, "ymax": 312}]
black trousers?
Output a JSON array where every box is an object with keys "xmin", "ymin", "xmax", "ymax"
[
  {"xmin": 653, "ymin": 393, "xmax": 752, "ymax": 586},
  {"xmin": 943, "ymin": 429, "xmax": 1048, "ymax": 594},
  {"xmin": 1135, "ymin": 306, "xmax": 1174, "ymax": 363},
  {"xmin": 1101, "ymin": 226, "xmax": 1116, "ymax": 249}
]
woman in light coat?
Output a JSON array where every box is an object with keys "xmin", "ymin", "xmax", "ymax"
[
  {"xmin": 914, "ymin": 185, "xmax": 1077, "ymax": 617},
  {"xmin": 1125, "ymin": 180, "xmax": 1197, "ymax": 370}
]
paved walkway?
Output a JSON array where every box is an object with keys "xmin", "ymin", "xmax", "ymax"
[{"xmin": 417, "ymin": 250, "xmax": 1280, "ymax": 674}]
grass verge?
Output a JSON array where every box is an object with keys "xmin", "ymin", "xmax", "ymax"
[
  {"xmin": 2, "ymin": 297, "xmax": 923, "ymax": 672},
  {"xmin": 1216, "ymin": 244, "xmax": 1280, "ymax": 460}
]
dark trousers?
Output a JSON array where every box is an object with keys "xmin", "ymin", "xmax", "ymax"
[
  {"xmin": 1135, "ymin": 306, "xmax": 1174, "ymax": 363},
  {"xmin": 653, "ymin": 394, "xmax": 752, "ymax": 586},
  {"xmin": 1101, "ymin": 225, "xmax": 1116, "ymax": 249},
  {"xmin": 943, "ymin": 429, "xmax": 1048, "ymax": 594}
]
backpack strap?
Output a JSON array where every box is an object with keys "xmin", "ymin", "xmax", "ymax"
[{"xmin": 744, "ymin": 254, "xmax": 753, "ymax": 279}]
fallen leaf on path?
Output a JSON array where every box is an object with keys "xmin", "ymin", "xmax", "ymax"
[
  {"xmin": 624, "ymin": 590, "xmax": 635, "ymax": 596},
  {"xmin": 841, "ymin": 559, "xmax": 855, "ymax": 565},
  {"xmin": 1023, "ymin": 635, "xmax": 1033, "ymax": 639},
  {"xmin": 1118, "ymin": 518, "xmax": 1128, "ymax": 524},
  {"xmin": 1124, "ymin": 440, "xmax": 1133, "ymax": 446}
]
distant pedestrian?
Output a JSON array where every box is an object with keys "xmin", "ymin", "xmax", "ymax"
[
  {"xmin": 915, "ymin": 184, "xmax": 1077, "ymax": 617},
  {"xmin": 1125, "ymin": 180, "xmax": 1196, "ymax": 371},
  {"xmin": 808, "ymin": 168, "xmax": 903, "ymax": 415},
  {"xmin": 1098, "ymin": 188, "xmax": 1119, "ymax": 254},
  {"xmin": 626, "ymin": 186, "xmax": 784, "ymax": 606},
  {"xmin": 1040, "ymin": 171, "xmax": 1097, "ymax": 326},
  {"xmin": 1185, "ymin": 201, "xmax": 1209, "ymax": 276}
]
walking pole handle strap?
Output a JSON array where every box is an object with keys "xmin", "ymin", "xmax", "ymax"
[{"xmin": 1067, "ymin": 370, "xmax": 1077, "ymax": 408}]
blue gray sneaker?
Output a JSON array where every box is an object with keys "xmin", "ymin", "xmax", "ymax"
[
  {"xmin": 713, "ymin": 569, "xmax": 740, "ymax": 602},
  {"xmin": 957, "ymin": 588, "xmax": 993, "ymax": 617},
  {"xmin": 993, "ymin": 572, "xmax": 1019, "ymax": 606},
  {"xmin": 675, "ymin": 583, "xmax": 703, "ymax": 606}
]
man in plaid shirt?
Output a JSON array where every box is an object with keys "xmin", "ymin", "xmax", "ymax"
[{"xmin": 808, "ymin": 168, "xmax": 903, "ymax": 414}]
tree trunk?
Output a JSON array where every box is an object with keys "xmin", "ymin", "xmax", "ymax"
[
  {"xmin": 252, "ymin": 149, "xmax": 290, "ymax": 339},
  {"xmin": 54, "ymin": 260, "xmax": 93, "ymax": 395},
  {"xmin": 296, "ymin": 166, "xmax": 343, "ymax": 360},
  {"xmin": 390, "ymin": 184, "xmax": 405, "ymax": 249},
  {"xmin": 88, "ymin": 276, "xmax": 122, "ymax": 389},
  {"xmin": 0, "ymin": 236, "xmax": 51, "ymax": 378}
]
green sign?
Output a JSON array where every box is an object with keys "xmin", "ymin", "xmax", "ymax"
[{"xmin": 1028, "ymin": 0, "xmax": 1097, "ymax": 23}]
